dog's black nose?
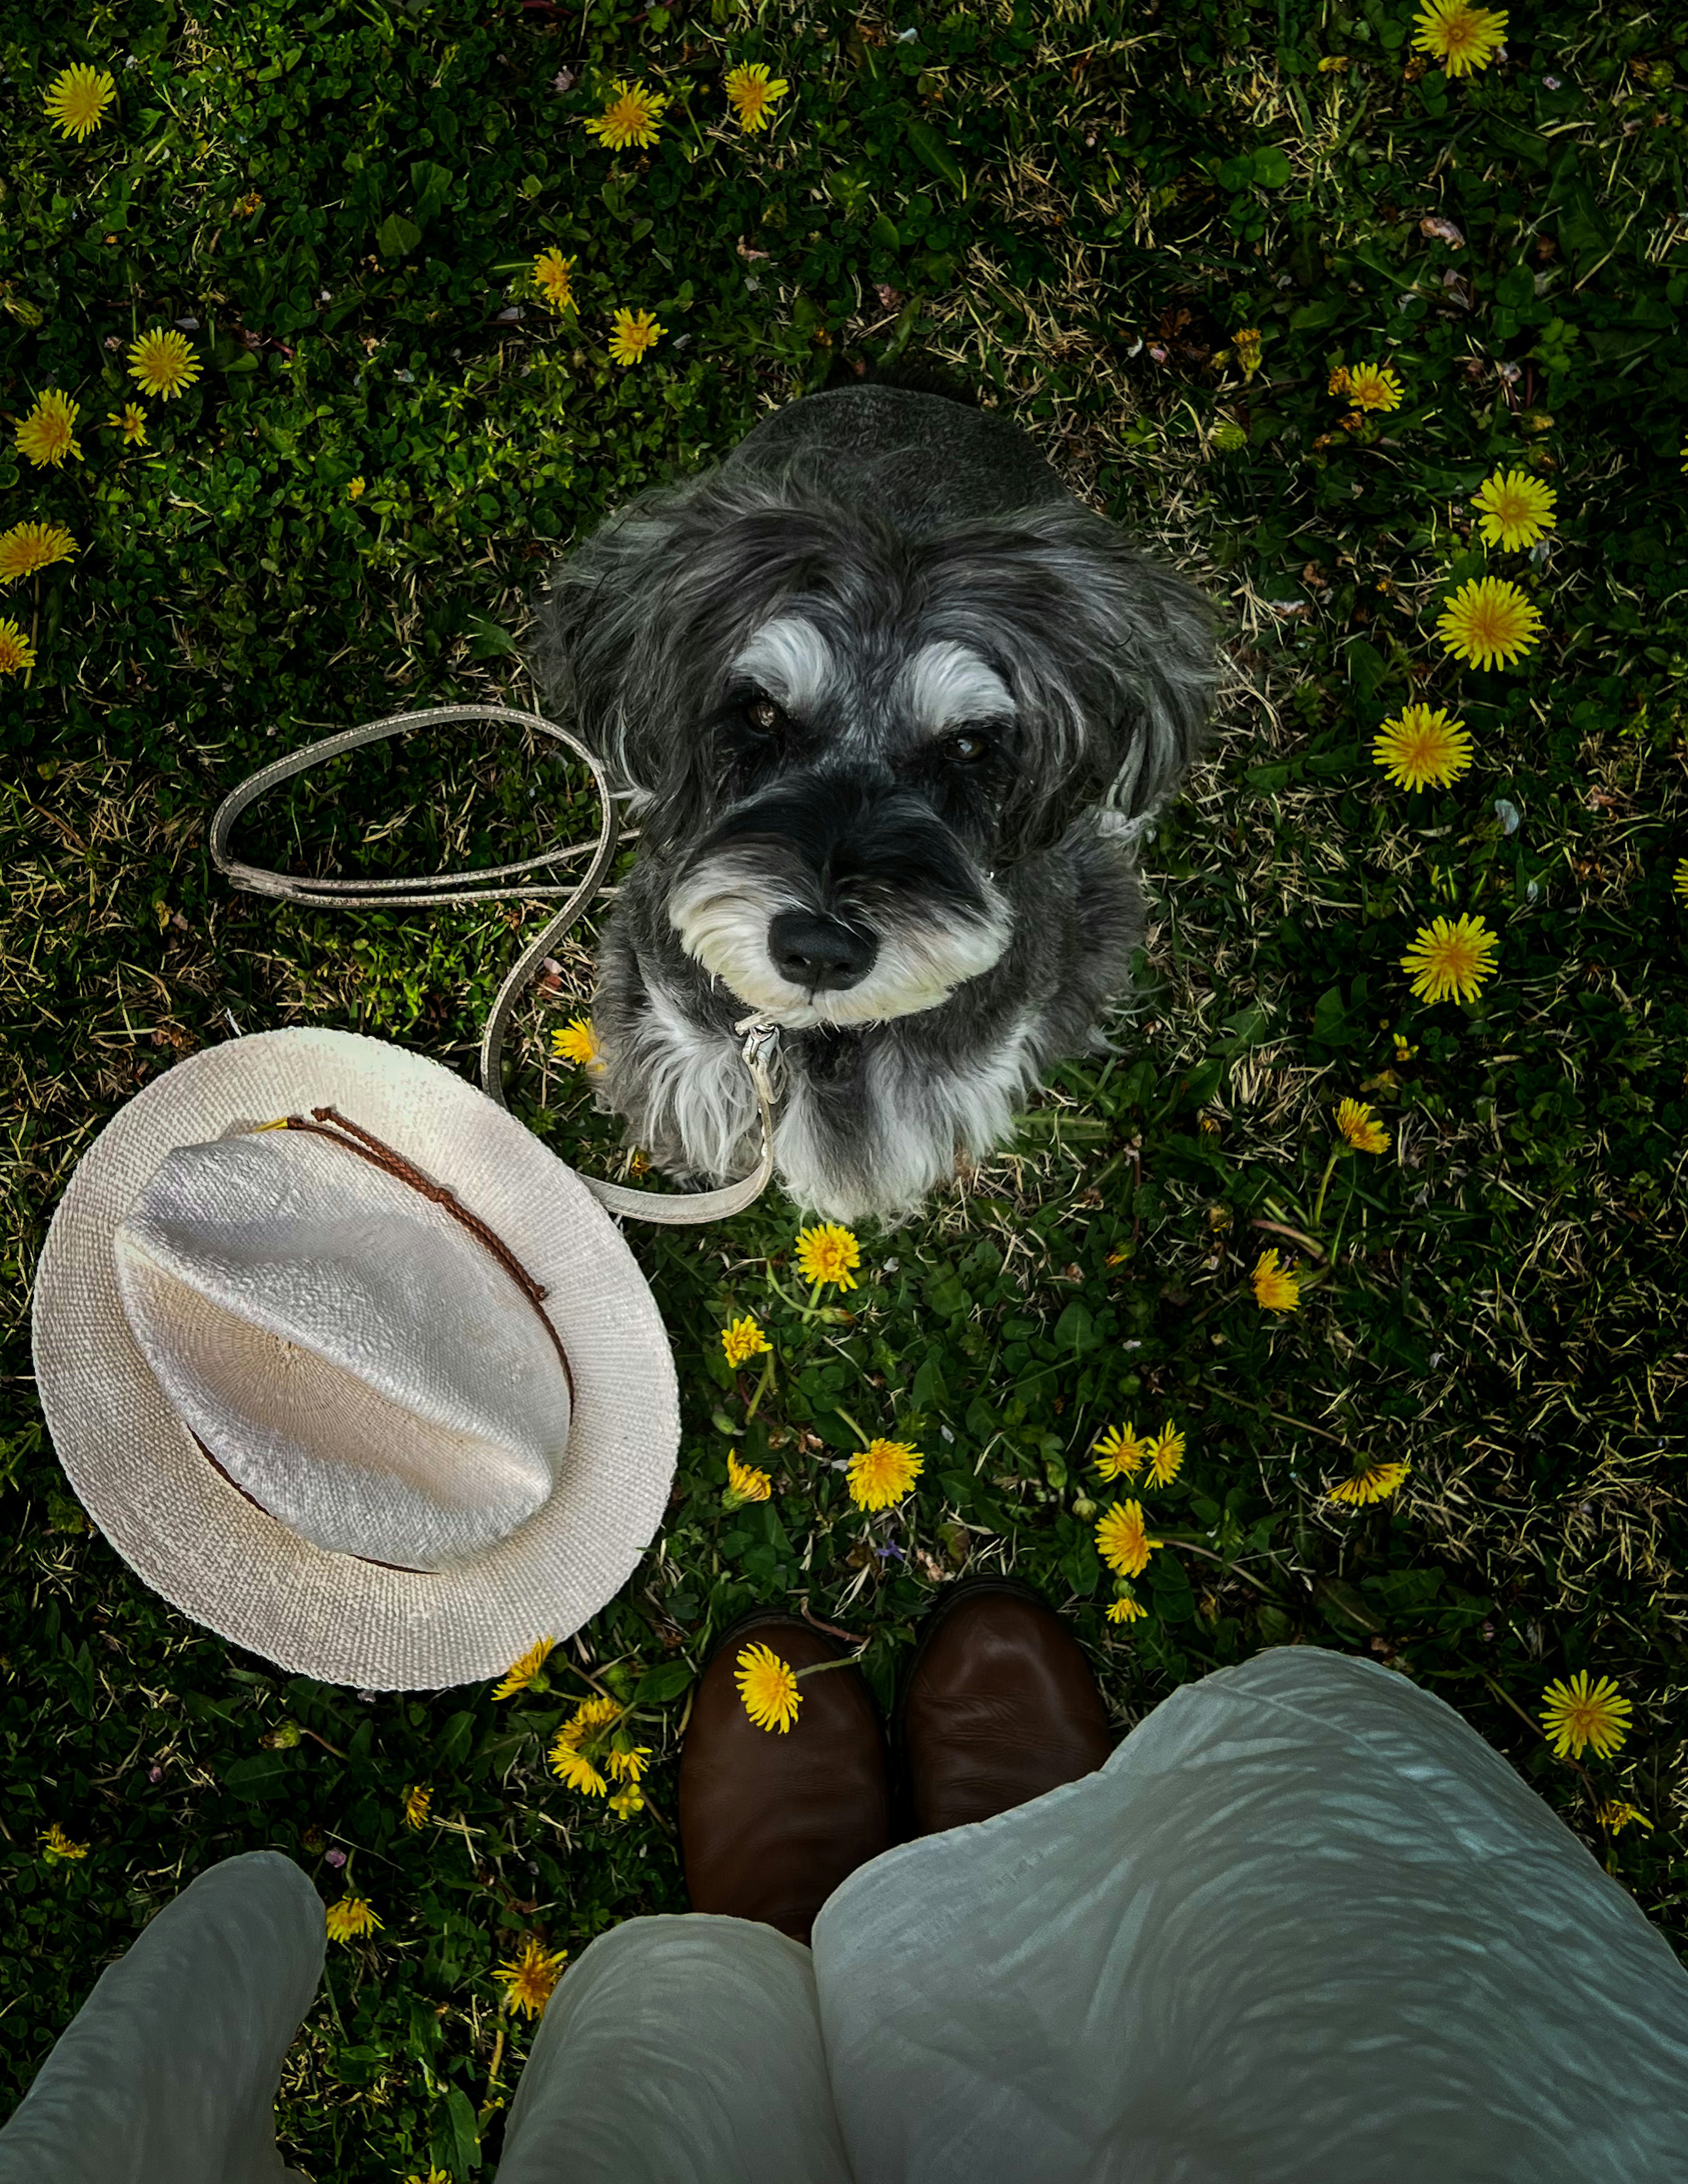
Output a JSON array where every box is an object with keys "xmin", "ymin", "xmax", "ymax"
[{"xmin": 768, "ymin": 910, "xmax": 877, "ymax": 993}]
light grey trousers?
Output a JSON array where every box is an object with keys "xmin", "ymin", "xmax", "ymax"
[{"xmin": 5, "ymin": 1647, "xmax": 1687, "ymax": 2183}]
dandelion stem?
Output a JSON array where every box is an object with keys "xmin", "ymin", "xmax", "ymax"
[
  {"xmin": 1310, "ymin": 1147, "xmax": 1342, "ymax": 1230},
  {"xmin": 831, "ymin": 1405, "xmax": 869, "ymax": 1445},
  {"xmin": 1247, "ymin": 1216, "xmax": 1328, "ymax": 1262},
  {"xmin": 800, "ymin": 1601, "xmax": 866, "ymax": 1643},
  {"xmin": 744, "ymin": 1349, "xmax": 776, "ymax": 1423},
  {"xmin": 791, "ymin": 1650, "xmax": 869, "ymax": 1684},
  {"xmin": 763, "ymin": 1270, "xmax": 821, "ymax": 1322},
  {"xmin": 559, "ymin": 1657, "xmax": 629, "ymax": 1709}
]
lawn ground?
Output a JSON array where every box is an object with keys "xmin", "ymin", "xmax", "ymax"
[{"xmin": 4, "ymin": 1, "xmax": 1688, "ymax": 2174}]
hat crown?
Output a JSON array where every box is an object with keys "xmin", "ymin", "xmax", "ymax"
[{"xmin": 113, "ymin": 1130, "xmax": 572, "ymax": 1572}]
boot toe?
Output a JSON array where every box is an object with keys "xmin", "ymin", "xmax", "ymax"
[
  {"xmin": 901, "ymin": 1584, "xmax": 1113, "ymax": 1837},
  {"xmin": 679, "ymin": 1614, "xmax": 891, "ymax": 1944}
]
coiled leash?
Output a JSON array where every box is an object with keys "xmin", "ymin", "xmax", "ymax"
[{"xmin": 208, "ymin": 702, "xmax": 779, "ymax": 1225}]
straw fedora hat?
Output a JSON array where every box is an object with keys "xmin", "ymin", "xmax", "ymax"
[{"xmin": 31, "ymin": 1027, "xmax": 679, "ymax": 1690}]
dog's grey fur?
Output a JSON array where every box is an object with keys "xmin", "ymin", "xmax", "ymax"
[{"xmin": 526, "ymin": 381, "xmax": 1217, "ymax": 1224}]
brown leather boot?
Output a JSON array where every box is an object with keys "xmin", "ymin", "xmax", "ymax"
[
  {"xmin": 678, "ymin": 1611, "xmax": 891, "ymax": 1944},
  {"xmin": 898, "ymin": 1577, "xmax": 1113, "ymax": 1836}
]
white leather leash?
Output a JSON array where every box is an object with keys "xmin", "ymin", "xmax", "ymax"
[{"xmin": 208, "ymin": 702, "xmax": 779, "ymax": 1225}]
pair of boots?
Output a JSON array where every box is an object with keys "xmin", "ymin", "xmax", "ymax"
[{"xmin": 677, "ymin": 1578, "xmax": 1114, "ymax": 1944}]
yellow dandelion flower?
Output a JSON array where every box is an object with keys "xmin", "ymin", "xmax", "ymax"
[
  {"xmin": 1345, "ymin": 363, "xmax": 1404, "ymax": 413},
  {"xmin": 1093, "ymin": 1423, "xmax": 1148, "ymax": 1481},
  {"xmin": 549, "ymin": 1740, "xmax": 609, "ymax": 1795},
  {"xmin": 568, "ymin": 1695, "xmax": 622, "ymax": 1735},
  {"xmin": 1393, "ymin": 1032, "xmax": 1420, "ymax": 1063},
  {"xmin": 1329, "ymin": 1459, "xmax": 1411, "ymax": 1506},
  {"xmin": 0, "ymin": 618, "xmax": 38, "ymax": 677},
  {"xmin": 608, "ymin": 307, "xmax": 665, "ymax": 366},
  {"xmin": 39, "ymin": 1823, "xmax": 88, "ymax": 1863},
  {"xmin": 605, "ymin": 1743, "xmax": 652, "ymax": 1784},
  {"xmin": 1401, "ymin": 913, "xmax": 1499, "ymax": 1005},
  {"xmin": 492, "ymin": 1635, "xmax": 555, "ymax": 1700},
  {"xmin": 549, "ymin": 1698, "xmax": 622, "ymax": 1790},
  {"xmin": 1106, "ymin": 1587, "xmax": 1149, "ymax": 1624},
  {"xmin": 1251, "ymin": 1248, "xmax": 1301, "ymax": 1313},
  {"xmin": 1327, "ymin": 366, "xmax": 1352, "ymax": 397},
  {"xmin": 1371, "ymin": 704, "xmax": 1474, "ymax": 792},
  {"xmin": 405, "ymin": 2169, "xmax": 452, "ymax": 2184},
  {"xmin": 1473, "ymin": 467, "xmax": 1557, "ymax": 552},
  {"xmin": 1411, "ymin": 0, "xmax": 1508, "ymax": 77},
  {"xmin": 495, "ymin": 1937, "xmax": 568, "ymax": 2019},
  {"xmin": 0, "ymin": 520, "xmax": 78, "ymax": 584},
  {"xmin": 107, "ymin": 404, "xmax": 148, "ymax": 445},
  {"xmin": 1096, "ymin": 1499, "xmax": 1161, "ymax": 1580},
  {"xmin": 15, "ymin": 389, "xmax": 82, "ymax": 469},
  {"xmin": 736, "ymin": 1641, "xmax": 802, "ymax": 1733},
  {"xmin": 1436, "ymin": 575, "xmax": 1543, "ymax": 670},
  {"xmin": 553, "ymin": 1016, "xmax": 599, "ymax": 1067},
  {"xmin": 534, "ymin": 247, "xmax": 577, "ymax": 312},
  {"xmin": 847, "ymin": 1437, "xmax": 924, "ymax": 1511},
  {"xmin": 1539, "ymin": 1671, "xmax": 1632, "ymax": 1762},
  {"xmin": 346, "ymin": 476, "xmax": 366, "ymax": 501},
  {"xmin": 43, "ymin": 62, "xmax": 117, "ymax": 140},
  {"xmin": 127, "ymin": 328, "xmax": 201, "ymax": 401},
  {"xmin": 583, "ymin": 78, "xmax": 669, "ymax": 150},
  {"xmin": 324, "ymin": 1894, "xmax": 382, "ymax": 1943},
  {"xmin": 402, "ymin": 1783, "xmax": 433, "ymax": 1830},
  {"xmin": 722, "ymin": 1315, "xmax": 771, "ymax": 1369},
  {"xmin": 1335, "ymin": 1099, "xmax": 1390, "ymax": 1155},
  {"xmin": 1597, "ymin": 1800, "xmax": 1653, "ymax": 1835},
  {"xmin": 725, "ymin": 62, "xmax": 790, "ymax": 133},
  {"xmin": 1674, "ymin": 857, "xmax": 1688, "ymax": 906},
  {"xmin": 233, "ymin": 190, "xmax": 264, "ymax": 219},
  {"xmin": 1230, "ymin": 327, "xmax": 1263, "ymax": 380},
  {"xmin": 795, "ymin": 1222, "xmax": 860, "ymax": 1291},
  {"xmin": 1145, "ymin": 1423, "xmax": 1186, "ymax": 1489},
  {"xmin": 724, "ymin": 1449, "xmax": 774, "ymax": 1507}
]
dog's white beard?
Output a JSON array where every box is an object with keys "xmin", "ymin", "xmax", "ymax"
[{"xmin": 667, "ymin": 858, "xmax": 1011, "ymax": 1030}]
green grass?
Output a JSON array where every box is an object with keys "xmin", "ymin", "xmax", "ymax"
[{"xmin": 5, "ymin": 0, "xmax": 1688, "ymax": 2173}]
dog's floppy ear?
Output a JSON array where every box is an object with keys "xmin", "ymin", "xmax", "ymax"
[
  {"xmin": 526, "ymin": 478, "xmax": 709, "ymax": 804},
  {"xmin": 928, "ymin": 502, "xmax": 1220, "ymax": 855},
  {"xmin": 1079, "ymin": 517, "xmax": 1222, "ymax": 825}
]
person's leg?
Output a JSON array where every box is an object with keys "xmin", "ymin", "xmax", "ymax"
[
  {"xmin": 495, "ymin": 1915, "xmax": 852, "ymax": 2184},
  {"xmin": 0, "ymin": 1849, "xmax": 322, "ymax": 2184},
  {"xmin": 497, "ymin": 1610, "xmax": 880, "ymax": 2180},
  {"xmin": 815, "ymin": 1638, "xmax": 1688, "ymax": 2184}
]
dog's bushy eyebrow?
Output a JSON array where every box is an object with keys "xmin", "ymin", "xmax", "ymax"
[
  {"xmin": 899, "ymin": 641, "xmax": 1016, "ymax": 731},
  {"xmin": 729, "ymin": 615, "xmax": 835, "ymax": 713},
  {"xmin": 526, "ymin": 461, "xmax": 1218, "ymax": 853}
]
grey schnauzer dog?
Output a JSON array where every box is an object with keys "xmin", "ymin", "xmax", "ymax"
[{"xmin": 527, "ymin": 374, "xmax": 1216, "ymax": 1225}]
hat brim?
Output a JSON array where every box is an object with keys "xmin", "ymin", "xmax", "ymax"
[{"xmin": 31, "ymin": 1027, "xmax": 680, "ymax": 1690}]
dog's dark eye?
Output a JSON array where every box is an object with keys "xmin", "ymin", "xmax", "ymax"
[
  {"xmin": 742, "ymin": 695, "xmax": 786, "ymax": 737},
  {"xmin": 941, "ymin": 729, "xmax": 990, "ymax": 764}
]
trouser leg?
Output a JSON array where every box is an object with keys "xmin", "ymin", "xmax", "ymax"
[
  {"xmin": 812, "ymin": 1645, "xmax": 1688, "ymax": 2184},
  {"xmin": 0, "ymin": 1849, "xmax": 323, "ymax": 2184},
  {"xmin": 496, "ymin": 1912, "xmax": 853, "ymax": 2184}
]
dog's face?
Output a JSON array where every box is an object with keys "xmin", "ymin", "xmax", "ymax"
[
  {"xmin": 535, "ymin": 476, "xmax": 1215, "ymax": 1030},
  {"xmin": 666, "ymin": 616, "xmax": 1018, "ymax": 1029}
]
